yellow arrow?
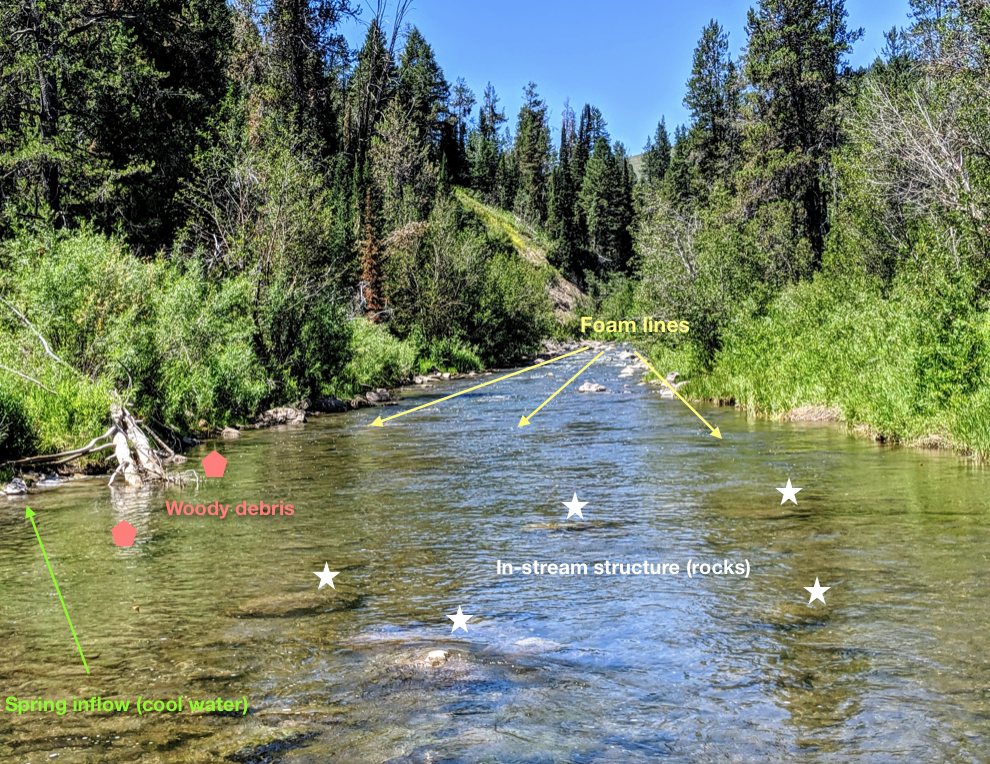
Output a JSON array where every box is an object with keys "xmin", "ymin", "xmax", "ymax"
[
  {"xmin": 518, "ymin": 350, "xmax": 604, "ymax": 427},
  {"xmin": 633, "ymin": 350, "xmax": 722, "ymax": 439},
  {"xmin": 371, "ymin": 346, "xmax": 591, "ymax": 427}
]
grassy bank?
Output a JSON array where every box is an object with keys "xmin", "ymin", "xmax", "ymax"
[{"xmin": 639, "ymin": 273, "xmax": 989, "ymax": 459}]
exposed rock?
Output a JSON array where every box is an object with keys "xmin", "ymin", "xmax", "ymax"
[
  {"xmin": 221, "ymin": 426, "xmax": 241, "ymax": 439},
  {"xmin": 656, "ymin": 372, "xmax": 688, "ymax": 399},
  {"xmin": 349, "ymin": 396, "xmax": 370, "ymax": 410},
  {"xmin": 441, "ymin": 372, "xmax": 451, "ymax": 380},
  {"xmin": 366, "ymin": 389, "xmax": 397, "ymax": 405},
  {"xmin": 3, "ymin": 478, "xmax": 28, "ymax": 495},
  {"xmin": 544, "ymin": 372, "xmax": 555, "ymax": 378},
  {"xmin": 37, "ymin": 473, "xmax": 61, "ymax": 487},
  {"xmin": 578, "ymin": 382, "xmax": 606, "ymax": 393},
  {"xmin": 413, "ymin": 375, "xmax": 434, "ymax": 385},
  {"xmin": 425, "ymin": 650, "xmax": 450, "ymax": 667},
  {"xmin": 618, "ymin": 365, "xmax": 638, "ymax": 377},
  {"xmin": 618, "ymin": 351, "xmax": 634, "ymax": 360},
  {"xmin": 255, "ymin": 407, "xmax": 306, "ymax": 427},
  {"xmin": 170, "ymin": 454, "xmax": 189, "ymax": 464},
  {"xmin": 310, "ymin": 396, "xmax": 349, "ymax": 413}
]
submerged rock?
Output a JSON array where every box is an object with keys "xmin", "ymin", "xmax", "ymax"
[
  {"xmin": 578, "ymin": 382, "xmax": 606, "ymax": 393},
  {"xmin": 229, "ymin": 590, "xmax": 362, "ymax": 619},
  {"xmin": 255, "ymin": 407, "xmax": 306, "ymax": 427},
  {"xmin": 3, "ymin": 478, "xmax": 28, "ymax": 495}
]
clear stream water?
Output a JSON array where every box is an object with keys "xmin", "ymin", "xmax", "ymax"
[{"xmin": 2, "ymin": 348, "xmax": 989, "ymax": 763}]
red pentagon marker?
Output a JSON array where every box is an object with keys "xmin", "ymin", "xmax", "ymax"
[
  {"xmin": 202, "ymin": 450, "xmax": 227, "ymax": 478},
  {"xmin": 112, "ymin": 520, "xmax": 136, "ymax": 547}
]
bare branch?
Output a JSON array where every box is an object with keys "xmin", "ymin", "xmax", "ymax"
[
  {"xmin": 0, "ymin": 297, "xmax": 82, "ymax": 375},
  {"xmin": 2, "ymin": 427, "xmax": 115, "ymax": 466},
  {"xmin": 0, "ymin": 364, "xmax": 57, "ymax": 395}
]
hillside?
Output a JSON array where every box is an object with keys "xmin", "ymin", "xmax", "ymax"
[{"xmin": 453, "ymin": 188, "xmax": 585, "ymax": 323}]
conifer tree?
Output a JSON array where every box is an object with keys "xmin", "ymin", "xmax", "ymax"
[
  {"xmin": 664, "ymin": 125, "xmax": 693, "ymax": 205},
  {"xmin": 470, "ymin": 83, "xmax": 505, "ymax": 200},
  {"xmin": 547, "ymin": 102, "xmax": 581, "ymax": 273},
  {"xmin": 743, "ymin": 0, "xmax": 862, "ymax": 260},
  {"xmin": 572, "ymin": 104, "xmax": 609, "ymax": 189},
  {"xmin": 396, "ymin": 27, "xmax": 450, "ymax": 158},
  {"xmin": 684, "ymin": 20, "xmax": 741, "ymax": 189},
  {"xmin": 266, "ymin": 0, "xmax": 357, "ymax": 152},
  {"xmin": 642, "ymin": 118, "xmax": 672, "ymax": 188},
  {"xmin": 449, "ymin": 78, "xmax": 476, "ymax": 183},
  {"xmin": 0, "ymin": 0, "xmax": 233, "ymax": 245},
  {"xmin": 579, "ymin": 137, "xmax": 633, "ymax": 272},
  {"xmin": 513, "ymin": 82, "xmax": 552, "ymax": 223},
  {"xmin": 347, "ymin": 16, "xmax": 400, "ymax": 165}
]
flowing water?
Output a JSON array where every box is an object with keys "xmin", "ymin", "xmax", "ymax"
[{"xmin": 2, "ymin": 348, "xmax": 989, "ymax": 763}]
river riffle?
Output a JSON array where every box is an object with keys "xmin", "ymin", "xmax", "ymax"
[{"xmin": 2, "ymin": 347, "xmax": 988, "ymax": 763}]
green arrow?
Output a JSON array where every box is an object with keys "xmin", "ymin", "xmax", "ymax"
[{"xmin": 25, "ymin": 507, "xmax": 90, "ymax": 674}]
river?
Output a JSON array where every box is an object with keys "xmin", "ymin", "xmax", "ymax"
[{"xmin": 2, "ymin": 347, "xmax": 988, "ymax": 763}]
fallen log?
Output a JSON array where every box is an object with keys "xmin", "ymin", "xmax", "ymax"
[
  {"xmin": 113, "ymin": 404, "xmax": 166, "ymax": 482},
  {"xmin": 109, "ymin": 430, "xmax": 141, "ymax": 487},
  {"xmin": 2, "ymin": 427, "xmax": 116, "ymax": 467}
]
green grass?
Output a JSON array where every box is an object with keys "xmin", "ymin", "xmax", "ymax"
[{"xmin": 643, "ymin": 274, "xmax": 988, "ymax": 458}]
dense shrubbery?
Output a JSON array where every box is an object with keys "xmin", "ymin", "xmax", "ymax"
[{"xmin": 629, "ymin": 0, "xmax": 990, "ymax": 456}]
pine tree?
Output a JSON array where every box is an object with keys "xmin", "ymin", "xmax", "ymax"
[
  {"xmin": 547, "ymin": 102, "xmax": 580, "ymax": 273},
  {"xmin": 744, "ymin": 0, "xmax": 863, "ymax": 260},
  {"xmin": 449, "ymin": 78, "xmax": 476, "ymax": 183},
  {"xmin": 358, "ymin": 186, "xmax": 383, "ymax": 318},
  {"xmin": 572, "ymin": 104, "xmax": 609, "ymax": 189},
  {"xmin": 579, "ymin": 137, "xmax": 633, "ymax": 272},
  {"xmin": 513, "ymin": 82, "xmax": 552, "ymax": 223},
  {"xmin": 642, "ymin": 118, "xmax": 672, "ymax": 188},
  {"xmin": 347, "ymin": 18, "xmax": 397, "ymax": 165},
  {"xmin": 266, "ymin": 0, "xmax": 357, "ymax": 152},
  {"xmin": 396, "ymin": 27, "xmax": 450, "ymax": 159},
  {"xmin": 684, "ymin": 20, "xmax": 741, "ymax": 189},
  {"xmin": 469, "ymin": 83, "xmax": 505, "ymax": 200},
  {"xmin": 0, "ymin": 0, "xmax": 232, "ymax": 246},
  {"xmin": 663, "ymin": 125, "xmax": 693, "ymax": 205}
]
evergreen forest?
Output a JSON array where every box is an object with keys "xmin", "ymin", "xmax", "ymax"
[{"xmin": 2, "ymin": 0, "xmax": 989, "ymax": 460}]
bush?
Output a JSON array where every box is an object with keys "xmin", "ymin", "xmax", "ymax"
[
  {"xmin": 332, "ymin": 319, "xmax": 415, "ymax": 397},
  {"xmin": 0, "ymin": 389, "xmax": 35, "ymax": 461},
  {"xmin": 415, "ymin": 334, "xmax": 483, "ymax": 374}
]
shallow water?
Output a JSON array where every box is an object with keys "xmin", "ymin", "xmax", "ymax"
[{"xmin": 2, "ymin": 348, "xmax": 989, "ymax": 763}]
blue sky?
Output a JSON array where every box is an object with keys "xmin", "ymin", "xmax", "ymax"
[{"xmin": 342, "ymin": 0, "xmax": 913, "ymax": 152}]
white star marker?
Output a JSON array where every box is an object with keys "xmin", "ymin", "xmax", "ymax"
[
  {"xmin": 563, "ymin": 493, "xmax": 588, "ymax": 519},
  {"xmin": 314, "ymin": 563, "xmax": 339, "ymax": 589},
  {"xmin": 447, "ymin": 606, "xmax": 473, "ymax": 633},
  {"xmin": 804, "ymin": 578, "xmax": 830, "ymax": 605},
  {"xmin": 776, "ymin": 478, "xmax": 803, "ymax": 505}
]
